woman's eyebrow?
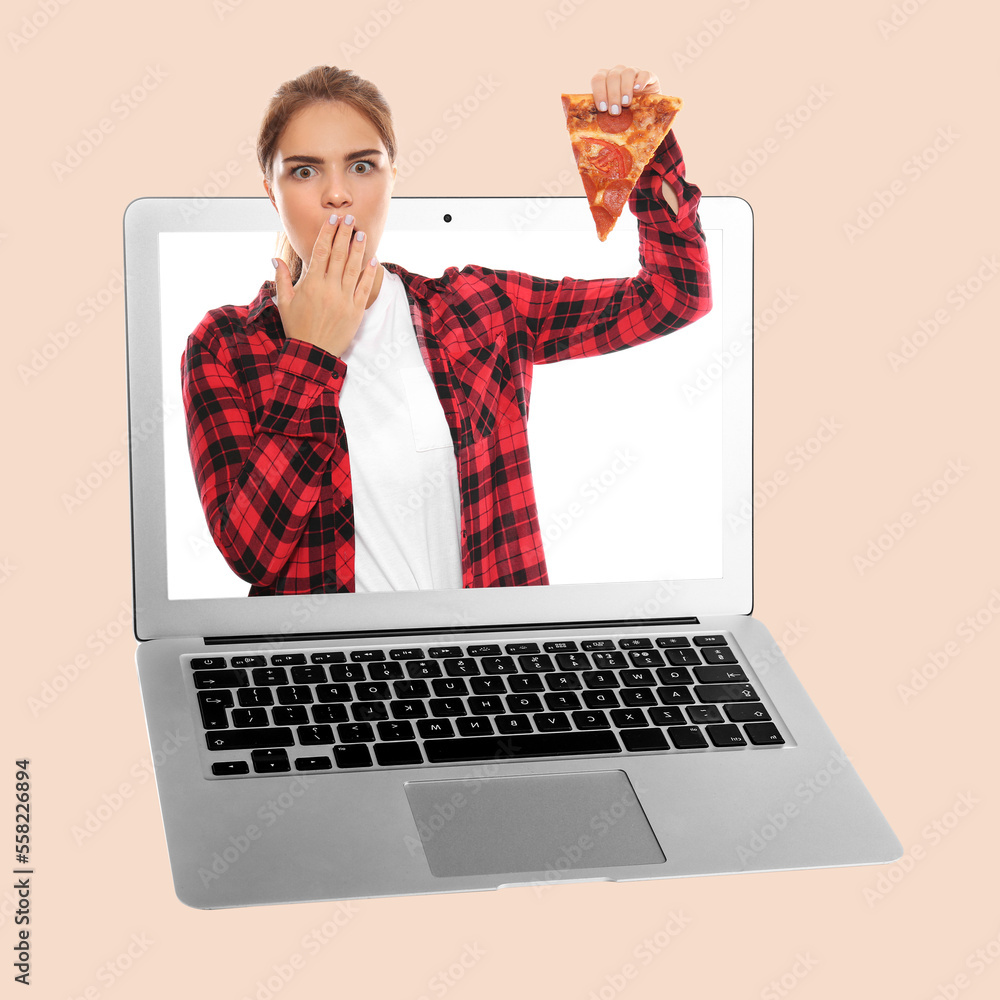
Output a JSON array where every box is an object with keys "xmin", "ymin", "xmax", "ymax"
[{"xmin": 283, "ymin": 149, "xmax": 383, "ymax": 165}]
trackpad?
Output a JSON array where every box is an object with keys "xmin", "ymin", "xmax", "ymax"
[{"xmin": 404, "ymin": 770, "xmax": 664, "ymax": 878}]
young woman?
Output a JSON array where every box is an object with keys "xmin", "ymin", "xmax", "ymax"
[{"xmin": 181, "ymin": 64, "xmax": 712, "ymax": 597}]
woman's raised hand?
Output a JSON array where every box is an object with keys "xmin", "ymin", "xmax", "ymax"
[
  {"xmin": 590, "ymin": 64, "xmax": 661, "ymax": 115},
  {"xmin": 271, "ymin": 213, "xmax": 379, "ymax": 358}
]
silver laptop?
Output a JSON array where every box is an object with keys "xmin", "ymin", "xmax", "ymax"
[{"xmin": 123, "ymin": 192, "xmax": 902, "ymax": 909}]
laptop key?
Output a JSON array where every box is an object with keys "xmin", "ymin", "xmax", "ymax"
[
  {"xmin": 693, "ymin": 634, "xmax": 728, "ymax": 646},
  {"xmin": 657, "ymin": 686, "xmax": 695, "ymax": 704},
  {"xmin": 206, "ymin": 727, "xmax": 293, "ymax": 750},
  {"xmin": 649, "ymin": 706, "xmax": 685, "ymax": 725},
  {"xmin": 627, "ymin": 650, "xmax": 664, "ymax": 668},
  {"xmin": 744, "ymin": 722, "xmax": 785, "ymax": 745},
  {"xmin": 519, "ymin": 654, "xmax": 554, "ymax": 672},
  {"xmin": 667, "ymin": 726, "xmax": 708, "ymax": 749},
  {"xmin": 610, "ymin": 708, "xmax": 648, "ymax": 728},
  {"xmin": 231, "ymin": 655, "xmax": 266, "ymax": 668},
  {"xmin": 367, "ymin": 663, "xmax": 404, "ymax": 681},
  {"xmin": 270, "ymin": 653, "xmax": 307, "ymax": 666},
  {"xmin": 423, "ymin": 730, "xmax": 621, "ymax": 763},
  {"xmin": 277, "ymin": 685, "xmax": 314, "ymax": 705},
  {"xmin": 457, "ymin": 717, "xmax": 494, "ymax": 736},
  {"xmin": 351, "ymin": 703, "xmax": 388, "ymax": 722},
  {"xmin": 297, "ymin": 724, "xmax": 335, "ymax": 745},
  {"xmin": 252, "ymin": 667, "xmax": 288, "ymax": 685},
  {"xmin": 620, "ymin": 688, "xmax": 657, "ymax": 707},
  {"xmin": 621, "ymin": 728, "xmax": 669, "ymax": 752},
  {"xmin": 232, "ymin": 707, "xmax": 268, "ymax": 728},
  {"xmin": 543, "ymin": 641, "xmax": 578, "ymax": 653},
  {"xmin": 467, "ymin": 644, "xmax": 502, "ymax": 656},
  {"xmin": 665, "ymin": 648, "xmax": 699, "ymax": 666},
  {"xmin": 194, "ymin": 669, "xmax": 248, "ymax": 689},
  {"xmin": 555, "ymin": 652, "xmax": 591, "ymax": 670},
  {"xmin": 495, "ymin": 714, "xmax": 532, "ymax": 734},
  {"xmin": 330, "ymin": 664, "xmax": 366, "ymax": 682},
  {"xmin": 378, "ymin": 720, "xmax": 415, "ymax": 741},
  {"xmin": 310, "ymin": 652, "xmax": 347, "ymax": 663},
  {"xmin": 583, "ymin": 671, "xmax": 619, "ymax": 689},
  {"xmin": 418, "ymin": 719, "xmax": 454, "ymax": 739},
  {"xmin": 482, "ymin": 656, "xmax": 517, "ymax": 674},
  {"xmin": 272, "ymin": 706, "xmax": 308, "ymax": 725},
  {"xmin": 291, "ymin": 665, "xmax": 328, "ymax": 683},
  {"xmin": 374, "ymin": 741, "xmax": 423, "ymax": 766},
  {"xmin": 656, "ymin": 637, "xmax": 691, "ymax": 648},
  {"xmin": 506, "ymin": 642, "xmax": 540, "ymax": 654},
  {"xmin": 694, "ymin": 665, "xmax": 747, "ymax": 684},
  {"xmin": 198, "ymin": 691, "xmax": 232, "ymax": 729},
  {"xmin": 533, "ymin": 713, "xmax": 571, "ymax": 732},
  {"xmin": 725, "ymin": 702, "xmax": 771, "ymax": 722},
  {"xmin": 211, "ymin": 761, "xmax": 249, "ymax": 775},
  {"xmin": 508, "ymin": 674, "xmax": 544, "ymax": 693},
  {"xmin": 544, "ymin": 692, "xmax": 581, "ymax": 711},
  {"xmin": 389, "ymin": 647, "xmax": 424, "ymax": 660},
  {"xmin": 700, "ymin": 647, "xmax": 738, "ymax": 665},
  {"xmin": 443, "ymin": 658, "xmax": 480, "ymax": 676},
  {"xmin": 312, "ymin": 704, "xmax": 349, "ymax": 724},
  {"xmin": 707, "ymin": 724, "xmax": 747, "ymax": 747},
  {"xmin": 687, "ymin": 705, "xmax": 724, "ymax": 724},
  {"xmin": 251, "ymin": 749, "xmax": 290, "ymax": 773},
  {"xmin": 656, "ymin": 667, "xmax": 693, "ymax": 685},
  {"xmin": 333, "ymin": 744, "xmax": 373, "ymax": 768},
  {"xmin": 572, "ymin": 710, "xmax": 610, "ymax": 730},
  {"xmin": 582, "ymin": 690, "xmax": 619, "ymax": 709},
  {"xmin": 430, "ymin": 698, "xmax": 466, "ymax": 717},
  {"xmin": 337, "ymin": 723, "xmax": 375, "ymax": 743},
  {"xmin": 191, "ymin": 656, "xmax": 227, "ymax": 669},
  {"xmin": 406, "ymin": 660, "xmax": 442, "ymax": 678},
  {"xmin": 694, "ymin": 683, "xmax": 758, "ymax": 703},
  {"xmin": 428, "ymin": 646, "xmax": 463, "ymax": 658},
  {"xmin": 294, "ymin": 756, "xmax": 332, "ymax": 771}
]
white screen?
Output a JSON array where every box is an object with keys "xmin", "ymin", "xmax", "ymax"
[{"xmin": 159, "ymin": 224, "xmax": 724, "ymax": 600}]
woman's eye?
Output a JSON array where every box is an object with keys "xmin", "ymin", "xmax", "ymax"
[{"xmin": 291, "ymin": 161, "xmax": 374, "ymax": 179}]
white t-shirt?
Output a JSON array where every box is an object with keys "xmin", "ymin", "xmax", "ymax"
[{"xmin": 337, "ymin": 269, "xmax": 463, "ymax": 592}]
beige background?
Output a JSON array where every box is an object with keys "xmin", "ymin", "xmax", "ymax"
[{"xmin": 4, "ymin": 0, "xmax": 998, "ymax": 996}]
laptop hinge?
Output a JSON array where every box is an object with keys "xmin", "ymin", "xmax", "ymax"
[{"xmin": 202, "ymin": 616, "xmax": 702, "ymax": 646}]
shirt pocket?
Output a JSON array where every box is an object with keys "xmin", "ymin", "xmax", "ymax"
[{"xmin": 399, "ymin": 366, "xmax": 453, "ymax": 452}]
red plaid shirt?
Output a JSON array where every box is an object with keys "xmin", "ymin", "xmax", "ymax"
[{"xmin": 182, "ymin": 128, "xmax": 711, "ymax": 595}]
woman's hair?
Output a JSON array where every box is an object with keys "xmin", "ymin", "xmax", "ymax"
[{"xmin": 258, "ymin": 65, "xmax": 397, "ymax": 284}]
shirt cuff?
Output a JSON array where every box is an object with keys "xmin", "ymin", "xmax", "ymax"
[
  {"xmin": 628, "ymin": 128, "xmax": 706, "ymax": 241},
  {"xmin": 257, "ymin": 337, "xmax": 347, "ymax": 444}
]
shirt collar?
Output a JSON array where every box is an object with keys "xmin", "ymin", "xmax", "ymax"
[{"xmin": 247, "ymin": 279, "xmax": 277, "ymax": 326}]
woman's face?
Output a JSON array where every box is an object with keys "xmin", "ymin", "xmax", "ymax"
[{"xmin": 264, "ymin": 101, "xmax": 397, "ymax": 277}]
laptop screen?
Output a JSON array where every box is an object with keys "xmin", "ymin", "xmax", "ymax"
[{"xmin": 125, "ymin": 195, "xmax": 752, "ymax": 639}]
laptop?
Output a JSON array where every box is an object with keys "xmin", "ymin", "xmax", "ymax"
[{"xmin": 123, "ymin": 191, "xmax": 902, "ymax": 909}]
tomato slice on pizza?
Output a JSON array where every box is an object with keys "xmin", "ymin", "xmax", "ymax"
[{"xmin": 561, "ymin": 92, "xmax": 682, "ymax": 241}]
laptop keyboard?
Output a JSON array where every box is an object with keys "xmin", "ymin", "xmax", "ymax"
[{"xmin": 188, "ymin": 633, "xmax": 788, "ymax": 777}]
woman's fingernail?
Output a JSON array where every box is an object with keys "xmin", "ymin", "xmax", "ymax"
[
  {"xmin": 611, "ymin": 104, "xmax": 619, "ymax": 115},
  {"xmin": 370, "ymin": 256, "xmax": 377, "ymax": 267},
  {"xmin": 329, "ymin": 213, "xmax": 338, "ymax": 224},
  {"xmin": 271, "ymin": 257, "xmax": 279, "ymax": 269},
  {"xmin": 598, "ymin": 101, "xmax": 607, "ymax": 112},
  {"xmin": 622, "ymin": 93, "xmax": 629, "ymax": 105}
]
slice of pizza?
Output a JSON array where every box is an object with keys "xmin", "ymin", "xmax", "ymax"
[{"xmin": 561, "ymin": 92, "xmax": 682, "ymax": 241}]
